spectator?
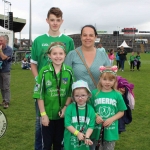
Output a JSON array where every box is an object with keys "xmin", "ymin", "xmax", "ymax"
[
  {"xmin": 0, "ymin": 35, "xmax": 13, "ymax": 109},
  {"xmin": 129, "ymin": 51, "xmax": 135, "ymax": 71},
  {"xmin": 108, "ymin": 49, "xmax": 115, "ymax": 66},
  {"xmin": 97, "ymin": 43, "xmax": 106, "ymax": 53},
  {"xmin": 118, "ymin": 46, "xmax": 127, "ymax": 71},
  {"xmin": 116, "ymin": 49, "xmax": 121, "ymax": 69},
  {"xmin": 135, "ymin": 52, "xmax": 141, "ymax": 71},
  {"xmin": 21, "ymin": 57, "xmax": 31, "ymax": 70}
]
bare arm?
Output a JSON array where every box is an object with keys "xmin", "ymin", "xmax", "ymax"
[
  {"xmin": 103, "ymin": 111, "xmax": 124, "ymax": 127},
  {"xmin": 67, "ymin": 126, "xmax": 85, "ymax": 141},
  {"xmin": 38, "ymin": 99, "xmax": 49, "ymax": 126},
  {"xmin": 31, "ymin": 63, "xmax": 38, "ymax": 78},
  {"xmin": 59, "ymin": 97, "xmax": 72, "ymax": 118}
]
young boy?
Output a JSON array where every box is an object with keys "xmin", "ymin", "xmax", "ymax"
[{"xmin": 31, "ymin": 7, "xmax": 75, "ymax": 150}]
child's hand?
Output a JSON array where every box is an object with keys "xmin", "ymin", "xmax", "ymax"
[
  {"xmin": 84, "ymin": 138, "xmax": 93, "ymax": 145},
  {"xmin": 96, "ymin": 115, "xmax": 104, "ymax": 124},
  {"xmin": 41, "ymin": 115, "xmax": 49, "ymax": 126},
  {"xmin": 58, "ymin": 106, "xmax": 67, "ymax": 118},
  {"xmin": 77, "ymin": 132, "xmax": 85, "ymax": 141},
  {"xmin": 103, "ymin": 117, "xmax": 114, "ymax": 127}
]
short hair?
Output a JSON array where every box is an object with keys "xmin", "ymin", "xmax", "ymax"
[
  {"xmin": 0, "ymin": 35, "xmax": 8, "ymax": 42},
  {"xmin": 81, "ymin": 25, "xmax": 98, "ymax": 36},
  {"xmin": 47, "ymin": 7, "xmax": 63, "ymax": 18}
]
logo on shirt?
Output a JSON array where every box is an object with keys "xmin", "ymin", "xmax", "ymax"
[
  {"xmin": 62, "ymin": 78, "xmax": 68, "ymax": 84},
  {"xmin": 0, "ymin": 110, "xmax": 7, "ymax": 138},
  {"xmin": 42, "ymin": 43, "xmax": 49, "ymax": 46},
  {"xmin": 46, "ymin": 80, "xmax": 52, "ymax": 86}
]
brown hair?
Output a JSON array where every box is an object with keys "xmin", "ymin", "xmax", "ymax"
[{"xmin": 47, "ymin": 7, "xmax": 63, "ymax": 18}]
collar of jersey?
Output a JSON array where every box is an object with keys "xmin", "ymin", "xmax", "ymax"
[
  {"xmin": 46, "ymin": 33, "xmax": 62, "ymax": 37},
  {"xmin": 48, "ymin": 62, "xmax": 66, "ymax": 72}
]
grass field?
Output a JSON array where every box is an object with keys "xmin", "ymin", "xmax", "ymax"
[{"xmin": 0, "ymin": 53, "xmax": 150, "ymax": 150}]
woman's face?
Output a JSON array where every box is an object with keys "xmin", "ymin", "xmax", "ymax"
[{"xmin": 81, "ymin": 27, "xmax": 97, "ymax": 48}]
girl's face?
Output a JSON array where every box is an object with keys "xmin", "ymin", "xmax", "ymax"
[
  {"xmin": 81, "ymin": 27, "xmax": 97, "ymax": 48},
  {"xmin": 73, "ymin": 88, "xmax": 89, "ymax": 105},
  {"xmin": 100, "ymin": 76, "xmax": 116, "ymax": 92},
  {"xmin": 48, "ymin": 47, "xmax": 66, "ymax": 66}
]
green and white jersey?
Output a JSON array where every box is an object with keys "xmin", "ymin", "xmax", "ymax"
[
  {"xmin": 64, "ymin": 102, "xmax": 95, "ymax": 150},
  {"xmin": 31, "ymin": 33, "xmax": 75, "ymax": 73},
  {"xmin": 90, "ymin": 89, "xmax": 127, "ymax": 141},
  {"xmin": 34, "ymin": 63, "xmax": 74, "ymax": 120}
]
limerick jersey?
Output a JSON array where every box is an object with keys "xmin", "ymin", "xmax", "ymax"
[
  {"xmin": 90, "ymin": 89, "xmax": 127, "ymax": 141},
  {"xmin": 31, "ymin": 33, "xmax": 75, "ymax": 73},
  {"xmin": 34, "ymin": 63, "xmax": 74, "ymax": 120},
  {"xmin": 64, "ymin": 102, "xmax": 95, "ymax": 150}
]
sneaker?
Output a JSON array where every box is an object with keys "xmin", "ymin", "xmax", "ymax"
[
  {"xmin": 122, "ymin": 70, "xmax": 124, "ymax": 72},
  {"xmin": 3, "ymin": 102, "xmax": 9, "ymax": 109},
  {"xmin": 0, "ymin": 100, "xmax": 5, "ymax": 106}
]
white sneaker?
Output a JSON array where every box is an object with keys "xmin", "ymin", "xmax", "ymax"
[{"xmin": 122, "ymin": 70, "xmax": 124, "ymax": 71}]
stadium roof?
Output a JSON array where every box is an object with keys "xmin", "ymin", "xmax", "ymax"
[{"xmin": 0, "ymin": 14, "xmax": 26, "ymax": 32}]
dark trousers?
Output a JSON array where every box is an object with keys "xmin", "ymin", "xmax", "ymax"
[
  {"xmin": 116, "ymin": 60, "xmax": 121, "ymax": 69},
  {"xmin": 130, "ymin": 61, "xmax": 134, "ymax": 70},
  {"xmin": 137, "ymin": 61, "xmax": 141, "ymax": 70},
  {"xmin": 42, "ymin": 118, "xmax": 64, "ymax": 150}
]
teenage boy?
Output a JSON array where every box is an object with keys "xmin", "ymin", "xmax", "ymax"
[{"xmin": 31, "ymin": 7, "xmax": 75, "ymax": 150}]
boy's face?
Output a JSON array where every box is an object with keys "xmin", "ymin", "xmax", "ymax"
[{"xmin": 46, "ymin": 14, "xmax": 63, "ymax": 32}]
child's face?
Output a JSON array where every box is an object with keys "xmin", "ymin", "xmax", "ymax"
[
  {"xmin": 48, "ymin": 47, "xmax": 66, "ymax": 66},
  {"xmin": 73, "ymin": 88, "xmax": 89, "ymax": 105},
  {"xmin": 100, "ymin": 77, "xmax": 116, "ymax": 92}
]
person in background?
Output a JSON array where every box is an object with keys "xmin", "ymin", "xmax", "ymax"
[
  {"xmin": 64, "ymin": 80, "xmax": 95, "ymax": 150},
  {"xmin": 116, "ymin": 49, "xmax": 121, "ymax": 69},
  {"xmin": 31, "ymin": 7, "xmax": 75, "ymax": 150},
  {"xmin": 135, "ymin": 52, "xmax": 141, "ymax": 71},
  {"xmin": 108, "ymin": 49, "xmax": 115, "ymax": 66},
  {"xmin": 90, "ymin": 66, "xmax": 127, "ymax": 150},
  {"xmin": 97, "ymin": 43, "xmax": 106, "ymax": 53},
  {"xmin": 0, "ymin": 35, "xmax": 13, "ymax": 109},
  {"xmin": 34, "ymin": 42, "xmax": 74, "ymax": 150},
  {"xmin": 65, "ymin": 25, "xmax": 110, "ymax": 91},
  {"xmin": 21, "ymin": 57, "xmax": 31, "ymax": 70},
  {"xmin": 129, "ymin": 51, "xmax": 135, "ymax": 71},
  {"xmin": 118, "ymin": 46, "xmax": 127, "ymax": 71}
]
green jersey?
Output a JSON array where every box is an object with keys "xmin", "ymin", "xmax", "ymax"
[
  {"xmin": 34, "ymin": 63, "xmax": 74, "ymax": 120},
  {"xmin": 90, "ymin": 89, "xmax": 127, "ymax": 141},
  {"xmin": 130, "ymin": 55, "xmax": 135, "ymax": 61},
  {"xmin": 31, "ymin": 33, "xmax": 75, "ymax": 72},
  {"xmin": 64, "ymin": 102, "xmax": 95, "ymax": 150}
]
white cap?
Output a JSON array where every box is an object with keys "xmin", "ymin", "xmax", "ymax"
[{"xmin": 72, "ymin": 80, "xmax": 91, "ymax": 93}]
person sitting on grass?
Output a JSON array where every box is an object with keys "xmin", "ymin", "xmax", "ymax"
[{"xmin": 21, "ymin": 57, "xmax": 31, "ymax": 70}]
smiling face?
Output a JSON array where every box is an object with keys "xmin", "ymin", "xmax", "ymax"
[
  {"xmin": 80, "ymin": 27, "xmax": 97, "ymax": 48},
  {"xmin": 73, "ymin": 88, "xmax": 89, "ymax": 105},
  {"xmin": 46, "ymin": 14, "xmax": 63, "ymax": 32},
  {"xmin": 48, "ymin": 46, "xmax": 66, "ymax": 66}
]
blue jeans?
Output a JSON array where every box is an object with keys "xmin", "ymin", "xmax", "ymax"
[
  {"xmin": 120, "ymin": 59, "xmax": 125, "ymax": 70},
  {"xmin": 35, "ymin": 99, "xmax": 43, "ymax": 150}
]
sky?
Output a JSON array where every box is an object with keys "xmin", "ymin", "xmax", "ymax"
[{"xmin": 0, "ymin": 0, "xmax": 150, "ymax": 41}]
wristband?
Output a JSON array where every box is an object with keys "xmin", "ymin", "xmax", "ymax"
[
  {"xmin": 41, "ymin": 112, "xmax": 46, "ymax": 116},
  {"xmin": 64, "ymin": 104, "xmax": 68, "ymax": 107},
  {"xmin": 35, "ymin": 76, "xmax": 38, "ymax": 82},
  {"xmin": 74, "ymin": 130, "xmax": 79, "ymax": 136}
]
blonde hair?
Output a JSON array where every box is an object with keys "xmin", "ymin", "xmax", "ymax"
[
  {"xmin": 97, "ymin": 67, "xmax": 118, "ymax": 92},
  {"xmin": 47, "ymin": 42, "xmax": 66, "ymax": 54}
]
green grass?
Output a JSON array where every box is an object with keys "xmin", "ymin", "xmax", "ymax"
[{"xmin": 0, "ymin": 53, "xmax": 150, "ymax": 150}]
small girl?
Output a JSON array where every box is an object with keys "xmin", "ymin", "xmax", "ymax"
[
  {"xmin": 90, "ymin": 66, "xmax": 127, "ymax": 150},
  {"xmin": 135, "ymin": 52, "xmax": 141, "ymax": 71},
  {"xmin": 34, "ymin": 42, "xmax": 74, "ymax": 150},
  {"xmin": 129, "ymin": 51, "xmax": 135, "ymax": 71},
  {"xmin": 108, "ymin": 49, "xmax": 115, "ymax": 66},
  {"xmin": 64, "ymin": 80, "xmax": 96, "ymax": 150}
]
